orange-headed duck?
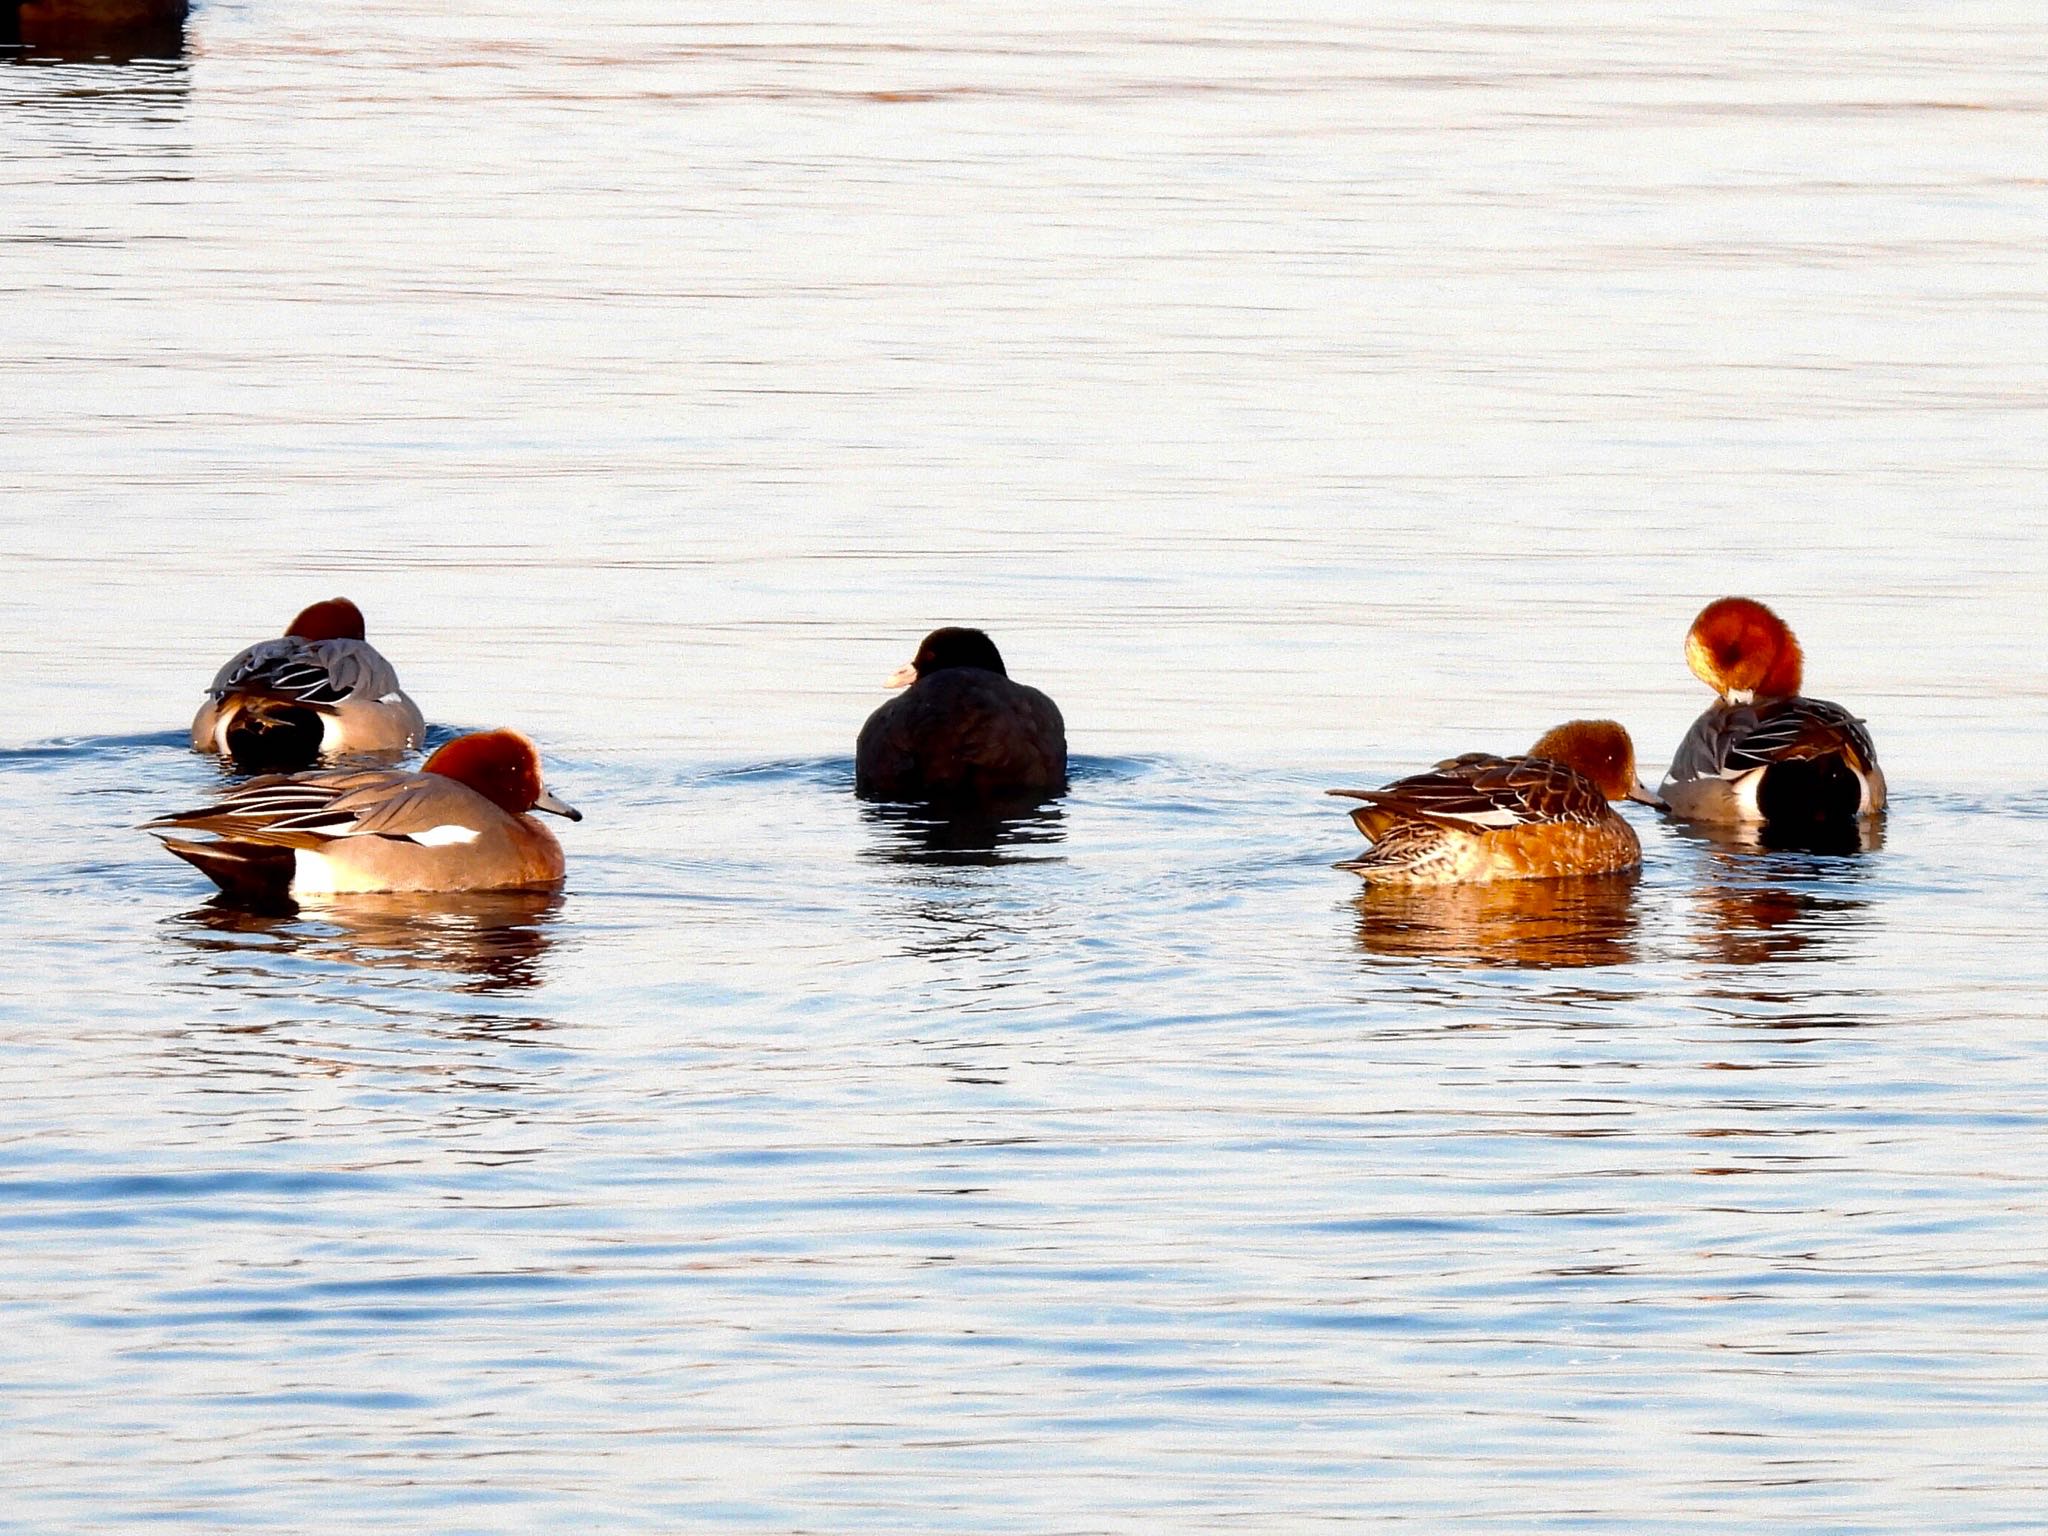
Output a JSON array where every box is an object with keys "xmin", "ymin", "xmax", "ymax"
[
  {"xmin": 192, "ymin": 598, "xmax": 425, "ymax": 772},
  {"xmin": 1661, "ymin": 597, "xmax": 1885, "ymax": 825},
  {"xmin": 854, "ymin": 627, "xmax": 1066, "ymax": 804},
  {"xmin": 1330, "ymin": 720, "xmax": 1661, "ymax": 885},
  {"xmin": 147, "ymin": 729, "xmax": 579, "ymax": 901}
]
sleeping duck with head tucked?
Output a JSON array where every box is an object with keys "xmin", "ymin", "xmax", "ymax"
[
  {"xmin": 1330, "ymin": 720, "xmax": 1661, "ymax": 886},
  {"xmin": 1660, "ymin": 597, "xmax": 1884, "ymax": 829},
  {"xmin": 192, "ymin": 598, "xmax": 425, "ymax": 773}
]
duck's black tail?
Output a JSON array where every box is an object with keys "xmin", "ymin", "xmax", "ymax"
[
  {"xmin": 1757, "ymin": 754, "xmax": 1861, "ymax": 827},
  {"xmin": 219, "ymin": 695, "xmax": 327, "ymax": 773},
  {"xmin": 156, "ymin": 837, "xmax": 296, "ymax": 906}
]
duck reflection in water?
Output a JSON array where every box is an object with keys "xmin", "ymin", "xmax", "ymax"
[
  {"xmin": 859, "ymin": 793, "xmax": 1067, "ymax": 867},
  {"xmin": 9, "ymin": 0, "xmax": 187, "ymax": 59},
  {"xmin": 167, "ymin": 889, "xmax": 562, "ymax": 995},
  {"xmin": 1675, "ymin": 814, "xmax": 1885, "ymax": 859},
  {"xmin": 1354, "ymin": 873, "xmax": 1641, "ymax": 970},
  {"xmin": 857, "ymin": 797, "xmax": 1071, "ymax": 978},
  {"xmin": 1668, "ymin": 818, "xmax": 1879, "ymax": 970}
]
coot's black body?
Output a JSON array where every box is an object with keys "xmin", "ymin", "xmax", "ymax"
[{"xmin": 854, "ymin": 628, "xmax": 1067, "ymax": 804}]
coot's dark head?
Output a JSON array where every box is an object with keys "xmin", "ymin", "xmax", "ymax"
[{"xmin": 887, "ymin": 627, "xmax": 1008, "ymax": 688}]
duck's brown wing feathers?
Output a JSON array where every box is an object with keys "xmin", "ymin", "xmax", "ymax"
[
  {"xmin": 1330, "ymin": 752, "xmax": 1609, "ymax": 832},
  {"xmin": 146, "ymin": 770, "xmax": 486, "ymax": 850}
]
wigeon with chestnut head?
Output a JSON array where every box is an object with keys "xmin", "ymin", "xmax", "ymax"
[
  {"xmin": 191, "ymin": 598, "xmax": 425, "ymax": 773},
  {"xmin": 854, "ymin": 627, "xmax": 1067, "ymax": 805},
  {"xmin": 147, "ymin": 729, "xmax": 580, "ymax": 902},
  {"xmin": 1661, "ymin": 598, "xmax": 1885, "ymax": 826},
  {"xmin": 1329, "ymin": 719, "xmax": 1662, "ymax": 885}
]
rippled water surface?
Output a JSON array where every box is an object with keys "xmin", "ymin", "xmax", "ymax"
[{"xmin": 5, "ymin": 3, "xmax": 2047, "ymax": 1530}]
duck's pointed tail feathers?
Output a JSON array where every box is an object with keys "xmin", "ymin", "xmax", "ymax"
[
  {"xmin": 1328, "ymin": 789, "xmax": 1401, "ymax": 843},
  {"xmin": 154, "ymin": 836, "xmax": 297, "ymax": 904}
]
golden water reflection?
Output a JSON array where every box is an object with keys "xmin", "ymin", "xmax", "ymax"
[
  {"xmin": 1667, "ymin": 820, "xmax": 1879, "ymax": 972},
  {"xmin": 1353, "ymin": 874, "xmax": 1640, "ymax": 971}
]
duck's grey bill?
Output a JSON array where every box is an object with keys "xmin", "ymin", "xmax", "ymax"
[
  {"xmin": 1627, "ymin": 783, "xmax": 1669, "ymax": 811},
  {"xmin": 535, "ymin": 788, "xmax": 583, "ymax": 821}
]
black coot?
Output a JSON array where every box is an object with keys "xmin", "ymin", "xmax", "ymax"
[{"xmin": 854, "ymin": 628, "xmax": 1067, "ymax": 804}]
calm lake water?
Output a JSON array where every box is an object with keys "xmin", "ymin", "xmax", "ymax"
[{"xmin": 4, "ymin": 3, "xmax": 2047, "ymax": 1530}]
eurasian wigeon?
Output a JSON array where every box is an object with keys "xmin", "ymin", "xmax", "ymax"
[
  {"xmin": 1660, "ymin": 597, "xmax": 1885, "ymax": 825},
  {"xmin": 191, "ymin": 598, "xmax": 425, "ymax": 772},
  {"xmin": 1330, "ymin": 720, "xmax": 1661, "ymax": 885},
  {"xmin": 854, "ymin": 627, "xmax": 1067, "ymax": 803},
  {"xmin": 147, "ymin": 729, "xmax": 579, "ymax": 901}
]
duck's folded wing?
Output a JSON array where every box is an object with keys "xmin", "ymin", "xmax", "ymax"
[
  {"xmin": 304, "ymin": 639, "xmax": 404, "ymax": 704},
  {"xmin": 143, "ymin": 770, "xmax": 471, "ymax": 849},
  {"xmin": 1671, "ymin": 698, "xmax": 1879, "ymax": 785},
  {"xmin": 207, "ymin": 637, "xmax": 346, "ymax": 709},
  {"xmin": 1728, "ymin": 698, "xmax": 1879, "ymax": 773},
  {"xmin": 1665, "ymin": 707, "xmax": 1746, "ymax": 785},
  {"xmin": 1330, "ymin": 754, "xmax": 1606, "ymax": 830},
  {"xmin": 205, "ymin": 638, "xmax": 293, "ymax": 696},
  {"xmin": 324, "ymin": 774, "xmax": 484, "ymax": 841},
  {"xmin": 206, "ymin": 638, "xmax": 398, "ymax": 708}
]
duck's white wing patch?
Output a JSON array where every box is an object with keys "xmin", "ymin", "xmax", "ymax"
[
  {"xmin": 407, "ymin": 824, "xmax": 481, "ymax": 847},
  {"xmin": 1425, "ymin": 807, "xmax": 1526, "ymax": 829}
]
